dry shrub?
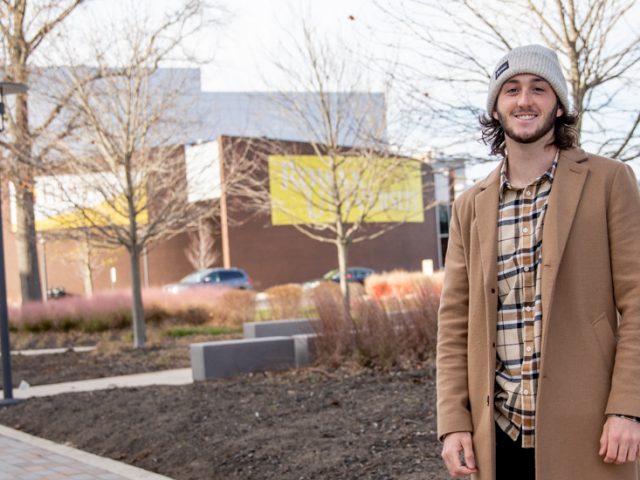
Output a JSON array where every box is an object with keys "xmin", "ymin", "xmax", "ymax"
[
  {"xmin": 146, "ymin": 287, "xmax": 231, "ymax": 326},
  {"xmin": 265, "ymin": 283, "xmax": 303, "ymax": 320},
  {"xmin": 313, "ymin": 281, "xmax": 341, "ymax": 295},
  {"xmin": 8, "ymin": 286, "xmax": 235, "ymax": 334},
  {"xmin": 144, "ymin": 286, "xmax": 228, "ymax": 318},
  {"xmin": 308, "ymin": 280, "xmax": 365, "ymax": 299},
  {"xmin": 311, "ymin": 272, "xmax": 442, "ymax": 368},
  {"xmin": 10, "ymin": 292, "xmax": 134, "ymax": 333},
  {"xmin": 213, "ymin": 289, "xmax": 257, "ymax": 327},
  {"xmin": 365, "ymin": 270, "xmax": 438, "ymax": 299},
  {"xmin": 310, "ymin": 282, "xmax": 355, "ymax": 367},
  {"xmin": 351, "ymin": 297, "xmax": 399, "ymax": 367},
  {"xmin": 402, "ymin": 273, "xmax": 443, "ymax": 355},
  {"xmin": 162, "ymin": 307, "xmax": 210, "ymax": 326},
  {"xmin": 348, "ymin": 282, "xmax": 366, "ymax": 298}
]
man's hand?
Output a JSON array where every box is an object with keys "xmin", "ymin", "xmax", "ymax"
[
  {"xmin": 599, "ymin": 416, "xmax": 640, "ymax": 464},
  {"xmin": 441, "ymin": 431, "xmax": 478, "ymax": 477}
]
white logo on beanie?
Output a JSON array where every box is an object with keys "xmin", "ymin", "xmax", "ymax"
[{"xmin": 495, "ymin": 61, "xmax": 510, "ymax": 80}]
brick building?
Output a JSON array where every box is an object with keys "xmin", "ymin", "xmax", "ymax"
[{"xmin": 2, "ymin": 135, "xmax": 442, "ymax": 302}]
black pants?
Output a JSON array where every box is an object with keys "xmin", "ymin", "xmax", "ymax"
[{"xmin": 495, "ymin": 425, "xmax": 535, "ymax": 480}]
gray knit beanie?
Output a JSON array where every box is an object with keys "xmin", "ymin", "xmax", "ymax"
[{"xmin": 486, "ymin": 44, "xmax": 570, "ymax": 114}]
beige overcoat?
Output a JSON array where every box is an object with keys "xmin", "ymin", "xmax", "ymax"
[{"xmin": 437, "ymin": 148, "xmax": 640, "ymax": 480}]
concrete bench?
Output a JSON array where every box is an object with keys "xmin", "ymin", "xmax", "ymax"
[
  {"xmin": 190, "ymin": 333, "xmax": 318, "ymax": 381},
  {"xmin": 243, "ymin": 318, "xmax": 319, "ymax": 339},
  {"xmin": 293, "ymin": 334, "xmax": 317, "ymax": 368},
  {"xmin": 191, "ymin": 337, "xmax": 294, "ymax": 380}
]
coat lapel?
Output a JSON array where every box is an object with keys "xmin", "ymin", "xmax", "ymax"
[
  {"xmin": 540, "ymin": 148, "xmax": 589, "ymax": 325},
  {"xmin": 475, "ymin": 165, "xmax": 501, "ymax": 305}
]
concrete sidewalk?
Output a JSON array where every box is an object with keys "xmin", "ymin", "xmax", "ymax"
[
  {"xmin": 14, "ymin": 368, "xmax": 192, "ymax": 399},
  {"xmin": 0, "ymin": 367, "xmax": 194, "ymax": 479}
]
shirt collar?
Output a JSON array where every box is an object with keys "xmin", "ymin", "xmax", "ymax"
[{"xmin": 500, "ymin": 149, "xmax": 559, "ymax": 195}]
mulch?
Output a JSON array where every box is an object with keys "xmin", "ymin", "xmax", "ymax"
[{"xmin": 0, "ymin": 332, "xmax": 451, "ymax": 480}]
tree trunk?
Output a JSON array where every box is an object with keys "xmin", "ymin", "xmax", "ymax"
[
  {"xmin": 11, "ymin": 62, "xmax": 42, "ymax": 303},
  {"xmin": 14, "ymin": 182, "xmax": 42, "ymax": 303},
  {"xmin": 81, "ymin": 245, "xmax": 94, "ymax": 296},
  {"xmin": 336, "ymin": 240, "xmax": 351, "ymax": 319},
  {"xmin": 129, "ymin": 247, "xmax": 146, "ymax": 348},
  {"xmin": 82, "ymin": 262, "xmax": 94, "ymax": 296}
]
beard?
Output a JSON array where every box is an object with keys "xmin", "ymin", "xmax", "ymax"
[{"xmin": 496, "ymin": 103, "xmax": 559, "ymax": 144}]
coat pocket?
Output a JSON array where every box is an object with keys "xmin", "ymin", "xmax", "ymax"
[{"xmin": 591, "ymin": 312, "xmax": 617, "ymax": 369}]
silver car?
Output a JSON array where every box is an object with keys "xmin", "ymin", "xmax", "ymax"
[{"xmin": 164, "ymin": 268, "xmax": 253, "ymax": 293}]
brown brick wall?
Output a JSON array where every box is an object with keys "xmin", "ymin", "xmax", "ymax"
[
  {"xmin": 219, "ymin": 136, "xmax": 440, "ymax": 289},
  {"xmin": 2, "ymin": 135, "xmax": 440, "ymax": 303}
]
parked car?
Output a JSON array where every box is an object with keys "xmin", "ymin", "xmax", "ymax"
[
  {"xmin": 164, "ymin": 267, "xmax": 253, "ymax": 293},
  {"xmin": 303, "ymin": 267, "xmax": 375, "ymax": 289},
  {"xmin": 46, "ymin": 287, "xmax": 71, "ymax": 299}
]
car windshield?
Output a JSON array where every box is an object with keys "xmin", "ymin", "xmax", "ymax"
[
  {"xmin": 179, "ymin": 270, "xmax": 210, "ymax": 284},
  {"xmin": 322, "ymin": 269, "xmax": 339, "ymax": 279},
  {"xmin": 322, "ymin": 268, "xmax": 372, "ymax": 280},
  {"xmin": 220, "ymin": 271, "xmax": 243, "ymax": 281}
]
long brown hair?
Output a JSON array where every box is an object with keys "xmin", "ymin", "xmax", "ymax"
[{"xmin": 479, "ymin": 108, "xmax": 579, "ymax": 157}]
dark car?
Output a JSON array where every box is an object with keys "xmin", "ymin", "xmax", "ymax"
[
  {"xmin": 304, "ymin": 267, "xmax": 375, "ymax": 289},
  {"xmin": 164, "ymin": 267, "xmax": 253, "ymax": 293}
]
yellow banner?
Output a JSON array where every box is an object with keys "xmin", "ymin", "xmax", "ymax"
[
  {"xmin": 22, "ymin": 173, "xmax": 150, "ymax": 232},
  {"xmin": 268, "ymin": 155, "xmax": 424, "ymax": 225},
  {"xmin": 35, "ymin": 191, "xmax": 148, "ymax": 231}
]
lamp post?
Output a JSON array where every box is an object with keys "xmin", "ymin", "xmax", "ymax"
[
  {"xmin": 38, "ymin": 234, "xmax": 48, "ymax": 301},
  {"xmin": 0, "ymin": 81, "xmax": 28, "ymax": 405}
]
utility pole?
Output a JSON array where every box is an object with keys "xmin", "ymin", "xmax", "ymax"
[{"xmin": 0, "ymin": 81, "xmax": 28, "ymax": 405}]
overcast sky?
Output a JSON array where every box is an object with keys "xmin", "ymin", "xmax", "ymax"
[
  {"xmin": 201, "ymin": 0, "xmax": 376, "ymax": 91},
  {"xmin": 58, "ymin": 0, "xmax": 640, "ymax": 179}
]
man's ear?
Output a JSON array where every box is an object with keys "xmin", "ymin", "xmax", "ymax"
[
  {"xmin": 492, "ymin": 109, "xmax": 499, "ymax": 121},
  {"xmin": 556, "ymin": 103, "xmax": 564, "ymax": 118}
]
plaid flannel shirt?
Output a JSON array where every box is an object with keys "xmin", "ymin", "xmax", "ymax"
[{"xmin": 494, "ymin": 153, "xmax": 557, "ymax": 448}]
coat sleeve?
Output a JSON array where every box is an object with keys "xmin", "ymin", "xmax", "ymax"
[
  {"xmin": 605, "ymin": 162, "xmax": 640, "ymax": 417},
  {"xmin": 436, "ymin": 199, "xmax": 474, "ymax": 439}
]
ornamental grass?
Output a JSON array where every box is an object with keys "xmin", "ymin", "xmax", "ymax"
[{"xmin": 311, "ymin": 271, "xmax": 443, "ymax": 368}]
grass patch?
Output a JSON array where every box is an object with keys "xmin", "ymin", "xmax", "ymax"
[{"xmin": 162, "ymin": 326, "xmax": 242, "ymax": 338}]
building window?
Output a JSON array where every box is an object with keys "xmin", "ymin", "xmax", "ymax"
[{"xmin": 436, "ymin": 203, "xmax": 452, "ymax": 268}]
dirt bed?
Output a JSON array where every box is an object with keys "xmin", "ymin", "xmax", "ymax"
[
  {"xmin": 4, "ymin": 346, "xmax": 190, "ymax": 387},
  {"xmin": 0, "ymin": 332, "xmax": 450, "ymax": 479},
  {"xmin": 0, "ymin": 330, "xmax": 231, "ymax": 387}
]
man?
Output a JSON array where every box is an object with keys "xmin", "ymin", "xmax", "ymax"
[{"xmin": 437, "ymin": 44, "xmax": 640, "ymax": 480}]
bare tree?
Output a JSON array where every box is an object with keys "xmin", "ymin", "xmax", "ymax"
[
  {"xmin": 232, "ymin": 23, "xmax": 432, "ymax": 313},
  {"xmin": 67, "ymin": 230, "xmax": 115, "ymax": 297},
  {"xmin": 185, "ymin": 217, "xmax": 219, "ymax": 270},
  {"xmin": 0, "ymin": 0, "xmax": 91, "ymax": 302},
  {"xmin": 376, "ymin": 0, "xmax": 640, "ymax": 160},
  {"xmin": 38, "ymin": 228, "xmax": 114, "ymax": 296},
  {"xmin": 38, "ymin": 1, "xmax": 226, "ymax": 347}
]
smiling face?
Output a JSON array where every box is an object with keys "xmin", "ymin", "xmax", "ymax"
[{"xmin": 493, "ymin": 74, "xmax": 563, "ymax": 145}]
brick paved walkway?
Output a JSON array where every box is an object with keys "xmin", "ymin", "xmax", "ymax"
[
  {"xmin": 0, "ymin": 434, "xmax": 127, "ymax": 479},
  {"xmin": 0, "ymin": 361, "xmax": 189, "ymax": 479},
  {"xmin": 0, "ymin": 409, "xmax": 174, "ymax": 480}
]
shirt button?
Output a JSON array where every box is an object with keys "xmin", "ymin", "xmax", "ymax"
[
  {"xmin": 522, "ymin": 227, "xmax": 529, "ymax": 233},
  {"xmin": 523, "ymin": 389, "xmax": 529, "ymax": 395},
  {"xmin": 526, "ymin": 346, "xmax": 532, "ymax": 352},
  {"xmin": 523, "ymin": 266, "xmax": 529, "ymax": 272},
  {"xmin": 525, "ymin": 190, "xmax": 532, "ymax": 197},
  {"xmin": 525, "ymin": 306, "xmax": 532, "ymax": 312}
]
